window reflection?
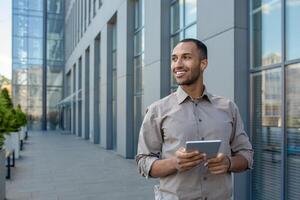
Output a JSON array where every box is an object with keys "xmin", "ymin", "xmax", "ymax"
[
  {"xmin": 170, "ymin": 0, "xmax": 197, "ymax": 92},
  {"xmin": 252, "ymin": 0, "xmax": 282, "ymax": 67},
  {"xmin": 286, "ymin": 0, "xmax": 300, "ymax": 61},
  {"xmin": 185, "ymin": 0, "xmax": 197, "ymax": 26},
  {"xmin": 251, "ymin": 68, "xmax": 281, "ymax": 200},
  {"xmin": 28, "ymin": 16, "xmax": 43, "ymax": 38},
  {"xmin": 286, "ymin": 63, "xmax": 300, "ymax": 199}
]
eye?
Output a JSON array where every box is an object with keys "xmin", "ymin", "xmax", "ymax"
[
  {"xmin": 171, "ymin": 57, "xmax": 177, "ymax": 62},
  {"xmin": 183, "ymin": 55, "xmax": 191, "ymax": 60}
]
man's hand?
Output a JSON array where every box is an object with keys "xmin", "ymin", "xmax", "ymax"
[
  {"xmin": 207, "ymin": 153, "xmax": 230, "ymax": 175},
  {"xmin": 173, "ymin": 147, "xmax": 206, "ymax": 172}
]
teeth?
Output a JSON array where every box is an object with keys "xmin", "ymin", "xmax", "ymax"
[{"xmin": 176, "ymin": 71, "xmax": 185, "ymax": 75}]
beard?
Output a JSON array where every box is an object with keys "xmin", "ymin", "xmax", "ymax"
[{"xmin": 176, "ymin": 68, "xmax": 201, "ymax": 86}]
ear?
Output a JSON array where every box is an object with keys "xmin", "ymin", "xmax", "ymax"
[{"xmin": 200, "ymin": 59, "xmax": 208, "ymax": 71}]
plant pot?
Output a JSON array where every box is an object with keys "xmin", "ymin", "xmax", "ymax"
[
  {"xmin": 10, "ymin": 132, "xmax": 20, "ymax": 159},
  {"xmin": 0, "ymin": 149, "xmax": 5, "ymax": 200},
  {"xmin": 20, "ymin": 127, "xmax": 25, "ymax": 141}
]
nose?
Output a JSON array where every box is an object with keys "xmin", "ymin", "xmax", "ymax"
[{"xmin": 173, "ymin": 57, "xmax": 183, "ymax": 68}]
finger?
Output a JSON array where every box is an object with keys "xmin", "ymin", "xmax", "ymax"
[
  {"xmin": 179, "ymin": 160, "xmax": 202, "ymax": 170},
  {"xmin": 207, "ymin": 153, "xmax": 225, "ymax": 164},
  {"xmin": 209, "ymin": 169, "xmax": 227, "ymax": 175},
  {"xmin": 177, "ymin": 151, "xmax": 202, "ymax": 159},
  {"xmin": 208, "ymin": 165, "xmax": 227, "ymax": 173},
  {"xmin": 178, "ymin": 154, "xmax": 206, "ymax": 164},
  {"xmin": 207, "ymin": 161, "xmax": 222, "ymax": 168}
]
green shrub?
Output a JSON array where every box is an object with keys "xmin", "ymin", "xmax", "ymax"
[{"xmin": 0, "ymin": 88, "xmax": 27, "ymax": 149}]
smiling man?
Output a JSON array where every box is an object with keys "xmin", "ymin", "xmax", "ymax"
[{"xmin": 136, "ymin": 38, "xmax": 253, "ymax": 200}]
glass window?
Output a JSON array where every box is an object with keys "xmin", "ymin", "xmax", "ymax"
[
  {"xmin": 133, "ymin": 0, "xmax": 145, "ymax": 156},
  {"xmin": 134, "ymin": 55, "xmax": 144, "ymax": 94},
  {"xmin": 170, "ymin": 0, "xmax": 197, "ymax": 92},
  {"xmin": 134, "ymin": 29, "xmax": 144, "ymax": 55},
  {"xmin": 251, "ymin": 68, "xmax": 281, "ymax": 200},
  {"xmin": 111, "ymin": 22, "xmax": 117, "ymax": 150},
  {"xmin": 47, "ymin": 67, "xmax": 63, "ymax": 86},
  {"xmin": 47, "ymin": 39, "xmax": 64, "ymax": 61},
  {"xmin": 286, "ymin": 0, "xmax": 300, "ymax": 61},
  {"xmin": 184, "ymin": 0, "xmax": 197, "ymax": 26},
  {"xmin": 28, "ymin": 16, "xmax": 43, "ymax": 38},
  {"xmin": 286, "ymin": 63, "xmax": 300, "ymax": 199},
  {"xmin": 47, "ymin": 18, "xmax": 64, "ymax": 39},
  {"xmin": 89, "ymin": 0, "xmax": 91, "ymax": 24},
  {"xmin": 13, "ymin": 0, "xmax": 29, "ymax": 10},
  {"xmin": 28, "ymin": 0, "xmax": 43, "ymax": 11},
  {"xmin": 47, "ymin": 0, "xmax": 63, "ymax": 14},
  {"xmin": 251, "ymin": 0, "xmax": 282, "ymax": 68},
  {"xmin": 13, "ymin": 37, "xmax": 27, "ymax": 59},
  {"xmin": 170, "ymin": 0, "xmax": 184, "ymax": 34},
  {"xmin": 84, "ymin": 0, "xmax": 87, "ymax": 31},
  {"xmin": 13, "ymin": 15, "xmax": 28, "ymax": 37},
  {"xmin": 185, "ymin": 24, "xmax": 197, "ymax": 39},
  {"xmin": 93, "ymin": 0, "xmax": 97, "ymax": 16},
  {"xmin": 28, "ymin": 38, "xmax": 43, "ymax": 59}
]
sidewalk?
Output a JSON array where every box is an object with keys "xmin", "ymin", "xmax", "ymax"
[{"xmin": 6, "ymin": 131, "xmax": 157, "ymax": 200}]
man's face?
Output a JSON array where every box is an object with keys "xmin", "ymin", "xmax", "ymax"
[{"xmin": 171, "ymin": 42, "xmax": 207, "ymax": 86}]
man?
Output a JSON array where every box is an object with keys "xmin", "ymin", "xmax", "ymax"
[{"xmin": 136, "ymin": 38, "xmax": 253, "ymax": 200}]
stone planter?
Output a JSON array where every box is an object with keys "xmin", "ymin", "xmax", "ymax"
[
  {"xmin": 0, "ymin": 149, "xmax": 5, "ymax": 200},
  {"xmin": 10, "ymin": 132, "xmax": 20, "ymax": 159},
  {"xmin": 20, "ymin": 127, "xmax": 25, "ymax": 141}
]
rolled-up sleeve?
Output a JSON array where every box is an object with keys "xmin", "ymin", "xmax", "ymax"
[
  {"xmin": 230, "ymin": 102, "xmax": 254, "ymax": 169},
  {"xmin": 135, "ymin": 105, "xmax": 163, "ymax": 178}
]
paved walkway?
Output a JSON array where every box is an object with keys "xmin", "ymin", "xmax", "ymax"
[{"xmin": 6, "ymin": 131, "xmax": 157, "ymax": 200}]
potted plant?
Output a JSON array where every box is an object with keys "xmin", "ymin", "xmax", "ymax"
[
  {"xmin": 0, "ymin": 89, "xmax": 11, "ymax": 200},
  {"xmin": 0, "ymin": 89, "xmax": 20, "ymax": 158}
]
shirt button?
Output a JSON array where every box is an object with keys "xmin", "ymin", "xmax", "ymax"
[
  {"xmin": 203, "ymin": 176, "xmax": 207, "ymax": 180},
  {"xmin": 198, "ymin": 118, "xmax": 202, "ymax": 122}
]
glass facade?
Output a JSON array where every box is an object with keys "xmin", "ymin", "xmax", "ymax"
[
  {"xmin": 133, "ymin": 0, "xmax": 144, "ymax": 155},
  {"xmin": 12, "ymin": 0, "xmax": 64, "ymax": 130},
  {"xmin": 250, "ymin": 0, "xmax": 300, "ymax": 199},
  {"xmin": 13, "ymin": 0, "xmax": 43, "ymax": 130},
  {"xmin": 170, "ymin": 0, "xmax": 197, "ymax": 92},
  {"xmin": 47, "ymin": 0, "xmax": 64, "ymax": 130}
]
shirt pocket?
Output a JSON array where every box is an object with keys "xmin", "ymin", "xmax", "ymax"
[
  {"xmin": 202, "ymin": 117, "xmax": 233, "ymax": 155},
  {"xmin": 161, "ymin": 114, "xmax": 198, "ymax": 150}
]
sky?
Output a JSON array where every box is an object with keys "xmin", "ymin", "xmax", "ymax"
[{"xmin": 0, "ymin": 0, "xmax": 12, "ymax": 79}]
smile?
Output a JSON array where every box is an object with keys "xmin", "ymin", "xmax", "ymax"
[{"xmin": 175, "ymin": 71, "xmax": 186, "ymax": 78}]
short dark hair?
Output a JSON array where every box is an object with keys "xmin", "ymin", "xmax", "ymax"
[{"xmin": 179, "ymin": 38, "xmax": 207, "ymax": 59}]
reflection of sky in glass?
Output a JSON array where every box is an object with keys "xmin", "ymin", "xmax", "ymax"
[
  {"xmin": 252, "ymin": 0, "xmax": 281, "ymax": 67},
  {"xmin": 286, "ymin": 0, "xmax": 300, "ymax": 60},
  {"xmin": 185, "ymin": 0, "xmax": 197, "ymax": 26},
  {"xmin": 261, "ymin": 0, "xmax": 281, "ymax": 59}
]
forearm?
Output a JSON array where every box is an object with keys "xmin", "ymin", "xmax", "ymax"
[
  {"xmin": 229, "ymin": 154, "xmax": 249, "ymax": 172},
  {"xmin": 150, "ymin": 158, "xmax": 177, "ymax": 178}
]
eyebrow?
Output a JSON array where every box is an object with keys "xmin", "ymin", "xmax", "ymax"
[{"xmin": 172, "ymin": 53, "xmax": 193, "ymax": 57}]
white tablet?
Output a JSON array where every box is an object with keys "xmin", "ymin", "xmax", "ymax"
[{"xmin": 185, "ymin": 140, "xmax": 222, "ymax": 158}]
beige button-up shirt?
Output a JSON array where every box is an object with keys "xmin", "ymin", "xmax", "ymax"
[{"xmin": 136, "ymin": 86, "xmax": 253, "ymax": 200}]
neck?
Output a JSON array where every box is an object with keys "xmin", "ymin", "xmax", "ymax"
[{"xmin": 180, "ymin": 77, "xmax": 204, "ymax": 99}]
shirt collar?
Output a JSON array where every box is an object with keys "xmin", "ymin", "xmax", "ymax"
[{"xmin": 176, "ymin": 85, "xmax": 212, "ymax": 105}]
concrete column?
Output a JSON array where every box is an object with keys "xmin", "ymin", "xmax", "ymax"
[
  {"xmin": 144, "ymin": 0, "xmax": 170, "ymax": 108},
  {"xmin": 75, "ymin": 59, "xmax": 80, "ymax": 137},
  {"xmin": 100, "ymin": 25, "xmax": 108, "ymax": 148},
  {"xmin": 197, "ymin": 0, "xmax": 250, "ymax": 199},
  {"xmin": 89, "ymin": 41, "xmax": 95, "ymax": 142},
  {"xmin": 116, "ymin": 0, "xmax": 134, "ymax": 158}
]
